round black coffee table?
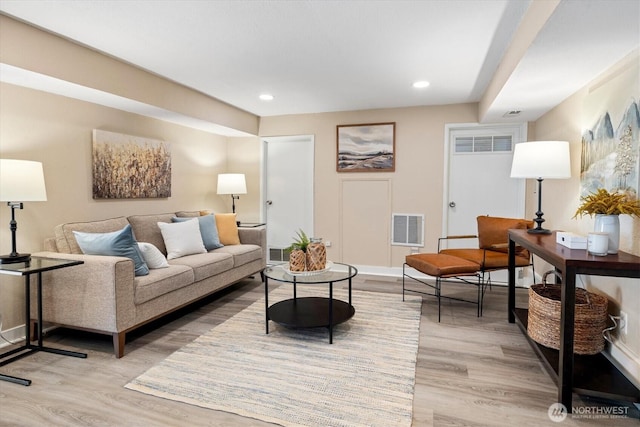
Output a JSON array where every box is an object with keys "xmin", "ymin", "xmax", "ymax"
[{"xmin": 263, "ymin": 262, "xmax": 357, "ymax": 344}]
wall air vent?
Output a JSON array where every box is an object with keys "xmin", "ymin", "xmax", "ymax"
[
  {"xmin": 391, "ymin": 214, "xmax": 424, "ymax": 246},
  {"xmin": 269, "ymin": 247, "xmax": 291, "ymax": 263}
]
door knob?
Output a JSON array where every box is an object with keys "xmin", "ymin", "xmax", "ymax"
[
  {"xmin": 449, "ymin": 202, "xmax": 456, "ymax": 208},
  {"xmin": 266, "ymin": 200, "xmax": 273, "ymax": 205}
]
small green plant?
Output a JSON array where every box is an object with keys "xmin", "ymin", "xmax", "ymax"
[
  {"xmin": 287, "ymin": 229, "xmax": 310, "ymax": 252},
  {"xmin": 574, "ymin": 188, "xmax": 640, "ymax": 218}
]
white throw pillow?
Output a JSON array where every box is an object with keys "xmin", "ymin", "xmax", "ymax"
[
  {"xmin": 158, "ymin": 219, "xmax": 207, "ymax": 260},
  {"xmin": 137, "ymin": 242, "xmax": 169, "ymax": 269}
]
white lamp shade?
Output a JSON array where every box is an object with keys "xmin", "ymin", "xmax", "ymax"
[
  {"xmin": 217, "ymin": 173, "xmax": 247, "ymax": 195},
  {"xmin": 510, "ymin": 141, "xmax": 571, "ymax": 179},
  {"xmin": 0, "ymin": 159, "xmax": 48, "ymax": 201}
]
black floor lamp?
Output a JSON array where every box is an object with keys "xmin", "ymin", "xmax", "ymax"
[
  {"xmin": 0, "ymin": 159, "xmax": 48, "ymax": 264},
  {"xmin": 510, "ymin": 141, "xmax": 571, "ymax": 234}
]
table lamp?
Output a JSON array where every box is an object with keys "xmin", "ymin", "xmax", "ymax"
[
  {"xmin": 217, "ymin": 173, "xmax": 246, "ymax": 214},
  {"xmin": 510, "ymin": 141, "xmax": 571, "ymax": 234},
  {"xmin": 0, "ymin": 159, "xmax": 48, "ymax": 263}
]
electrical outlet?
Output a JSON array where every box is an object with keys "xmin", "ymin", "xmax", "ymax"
[
  {"xmin": 410, "ymin": 247, "xmax": 419, "ymax": 254},
  {"xmin": 325, "ymin": 241, "xmax": 332, "ymax": 247},
  {"xmin": 619, "ymin": 311, "xmax": 628, "ymax": 336}
]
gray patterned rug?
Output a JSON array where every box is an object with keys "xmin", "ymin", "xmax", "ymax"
[{"xmin": 126, "ymin": 287, "xmax": 422, "ymax": 427}]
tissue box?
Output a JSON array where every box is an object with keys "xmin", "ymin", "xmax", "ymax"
[{"xmin": 556, "ymin": 232, "xmax": 587, "ymax": 249}]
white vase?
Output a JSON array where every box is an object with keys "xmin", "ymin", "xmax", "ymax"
[{"xmin": 594, "ymin": 214, "xmax": 620, "ymax": 254}]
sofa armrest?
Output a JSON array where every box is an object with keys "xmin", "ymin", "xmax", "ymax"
[
  {"xmin": 238, "ymin": 227, "xmax": 267, "ymax": 266},
  {"xmin": 31, "ymin": 251, "xmax": 136, "ymax": 334}
]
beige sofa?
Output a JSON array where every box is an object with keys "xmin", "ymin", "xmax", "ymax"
[{"xmin": 33, "ymin": 211, "xmax": 266, "ymax": 358}]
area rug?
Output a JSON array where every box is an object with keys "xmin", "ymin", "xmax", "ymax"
[{"xmin": 125, "ymin": 287, "xmax": 422, "ymax": 427}]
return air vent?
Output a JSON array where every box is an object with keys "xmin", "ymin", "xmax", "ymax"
[
  {"xmin": 454, "ymin": 135, "xmax": 513, "ymax": 153},
  {"xmin": 392, "ymin": 214, "xmax": 424, "ymax": 246},
  {"xmin": 269, "ymin": 247, "xmax": 291, "ymax": 263}
]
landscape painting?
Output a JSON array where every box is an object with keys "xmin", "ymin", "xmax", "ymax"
[
  {"xmin": 581, "ymin": 60, "xmax": 639, "ymax": 198},
  {"xmin": 93, "ymin": 129, "xmax": 171, "ymax": 199},
  {"xmin": 337, "ymin": 122, "xmax": 395, "ymax": 172}
]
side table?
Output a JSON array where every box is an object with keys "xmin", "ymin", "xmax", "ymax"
[
  {"xmin": 238, "ymin": 222, "xmax": 266, "ymax": 228},
  {"xmin": 0, "ymin": 256, "xmax": 87, "ymax": 386}
]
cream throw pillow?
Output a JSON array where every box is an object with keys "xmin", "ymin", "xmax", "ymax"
[
  {"xmin": 158, "ymin": 219, "xmax": 207, "ymax": 259},
  {"xmin": 215, "ymin": 213, "xmax": 241, "ymax": 245},
  {"xmin": 137, "ymin": 242, "xmax": 169, "ymax": 268}
]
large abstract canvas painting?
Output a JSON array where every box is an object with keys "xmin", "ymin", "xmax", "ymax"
[
  {"xmin": 581, "ymin": 60, "xmax": 639, "ymax": 198},
  {"xmin": 92, "ymin": 130, "xmax": 171, "ymax": 199}
]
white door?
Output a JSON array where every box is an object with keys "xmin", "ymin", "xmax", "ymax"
[
  {"xmin": 262, "ymin": 135, "xmax": 314, "ymax": 264},
  {"xmin": 444, "ymin": 124, "xmax": 526, "ymax": 248}
]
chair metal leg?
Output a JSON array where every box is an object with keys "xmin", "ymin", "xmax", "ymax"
[
  {"xmin": 437, "ymin": 276, "xmax": 442, "ymax": 322},
  {"xmin": 402, "ymin": 263, "xmax": 406, "ymax": 301}
]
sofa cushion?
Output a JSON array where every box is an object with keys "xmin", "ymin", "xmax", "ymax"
[
  {"xmin": 168, "ymin": 252, "xmax": 234, "ymax": 282},
  {"xmin": 134, "ymin": 265, "xmax": 195, "ymax": 305},
  {"xmin": 127, "ymin": 213, "xmax": 175, "ymax": 254},
  {"xmin": 137, "ymin": 242, "xmax": 169, "ymax": 269},
  {"xmin": 214, "ymin": 244, "xmax": 262, "ymax": 268},
  {"xmin": 215, "ymin": 213, "xmax": 241, "ymax": 245},
  {"xmin": 55, "ymin": 217, "xmax": 130, "ymax": 254},
  {"xmin": 158, "ymin": 219, "xmax": 207, "ymax": 260},
  {"xmin": 172, "ymin": 214, "xmax": 223, "ymax": 250},
  {"xmin": 73, "ymin": 224, "xmax": 149, "ymax": 276}
]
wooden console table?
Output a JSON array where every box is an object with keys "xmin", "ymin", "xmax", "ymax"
[{"xmin": 508, "ymin": 229, "xmax": 640, "ymax": 412}]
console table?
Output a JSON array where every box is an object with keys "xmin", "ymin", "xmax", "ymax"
[
  {"xmin": 0, "ymin": 257, "xmax": 87, "ymax": 386},
  {"xmin": 508, "ymin": 230, "xmax": 640, "ymax": 412}
]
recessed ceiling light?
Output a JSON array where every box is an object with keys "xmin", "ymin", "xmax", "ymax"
[
  {"xmin": 412, "ymin": 81, "xmax": 430, "ymax": 89},
  {"xmin": 259, "ymin": 94, "xmax": 274, "ymax": 101}
]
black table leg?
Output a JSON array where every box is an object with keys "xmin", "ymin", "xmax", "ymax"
[
  {"xmin": 265, "ymin": 276, "xmax": 269, "ymax": 334},
  {"xmin": 558, "ymin": 268, "xmax": 576, "ymax": 412},
  {"xmin": 329, "ymin": 281, "xmax": 333, "ymax": 344},
  {"xmin": 508, "ymin": 237, "xmax": 516, "ymax": 323}
]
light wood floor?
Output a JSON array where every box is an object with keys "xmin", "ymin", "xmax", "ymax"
[{"xmin": 1, "ymin": 275, "xmax": 638, "ymax": 426}]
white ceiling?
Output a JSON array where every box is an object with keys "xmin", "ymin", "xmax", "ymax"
[{"xmin": 1, "ymin": 0, "xmax": 639, "ymax": 131}]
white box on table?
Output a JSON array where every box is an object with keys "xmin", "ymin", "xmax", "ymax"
[{"xmin": 556, "ymin": 232, "xmax": 587, "ymax": 249}]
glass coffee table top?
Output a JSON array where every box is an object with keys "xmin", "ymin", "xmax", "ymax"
[{"xmin": 264, "ymin": 262, "xmax": 357, "ymax": 284}]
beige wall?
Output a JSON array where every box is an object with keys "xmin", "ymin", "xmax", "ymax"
[
  {"xmin": 0, "ymin": 82, "xmax": 236, "ymax": 329},
  {"xmin": 258, "ymin": 104, "xmax": 478, "ymax": 266}
]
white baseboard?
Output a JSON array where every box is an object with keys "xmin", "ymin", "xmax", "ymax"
[
  {"xmin": 354, "ymin": 264, "xmax": 536, "ymax": 288},
  {"xmin": 0, "ymin": 324, "xmax": 27, "ymax": 348}
]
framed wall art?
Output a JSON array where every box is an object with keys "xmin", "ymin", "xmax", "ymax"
[
  {"xmin": 580, "ymin": 59, "xmax": 639, "ymax": 198},
  {"xmin": 337, "ymin": 122, "xmax": 395, "ymax": 172},
  {"xmin": 92, "ymin": 129, "xmax": 171, "ymax": 199}
]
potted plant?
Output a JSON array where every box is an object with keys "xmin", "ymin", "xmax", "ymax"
[
  {"xmin": 287, "ymin": 229, "xmax": 310, "ymax": 272},
  {"xmin": 574, "ymin": 188, "xmax": 640, "ymax": 254}
]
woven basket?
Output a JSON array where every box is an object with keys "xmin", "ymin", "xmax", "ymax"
[
  {"xmin": 289, "ymin": 249, "xmax": 307, "ymax": 272},
  {"xmin": 306, "ymin": 240, "xmax": 326, "ymax": 271},
  {"xmin": 527, "ymin": 271, "xmax": 608, "ymax": 355}
]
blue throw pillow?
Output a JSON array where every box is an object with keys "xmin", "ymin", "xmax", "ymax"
[
  {"xmin": 73, "ymin": 224, "xmax": 150, "ymax": 276},
  {"xmin": 172, "ymin": 214, "xmax": 224, "ymax": 250}
]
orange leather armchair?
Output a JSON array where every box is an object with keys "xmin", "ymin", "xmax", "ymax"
[{"xmin": 439, "ymin": 216, "xmax": 534, "ymax": 285}]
